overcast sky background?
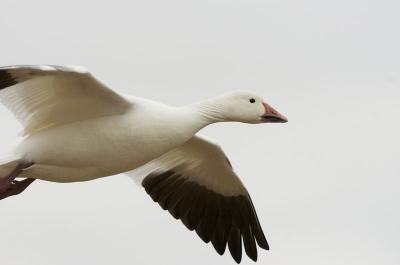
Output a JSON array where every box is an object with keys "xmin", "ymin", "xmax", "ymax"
[{"xmin": 0, "ymin": 0, "xmax": 399, "ymax": 265}]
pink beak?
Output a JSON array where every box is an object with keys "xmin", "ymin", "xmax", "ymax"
[{"xmin": 262, "ymin": 102, "xmax": 288, "ymax": 123}]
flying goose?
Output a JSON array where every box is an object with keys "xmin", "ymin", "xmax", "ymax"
[{"xmin": 0, "ymin": 65, "xmax": 288, "ymax": 263}]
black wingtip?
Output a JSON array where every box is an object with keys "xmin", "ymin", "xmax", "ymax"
[
  {"xmin": 257, "ymin": 239, "xmax": 270, "ymax": 250},
  {"xmin": 211, "ymin": 216, "xmax": 228, "ymax": 255},
  {"xmin": 211, "ymin": 240, "xmax": 226, "ymax": 255},
  {"xmin": 0, "ymin": 69, "xmax": 18, "ymax": 90},
  {"xmin": 195, "ymin": 221, "xmax": 211, "ymax": 243},
  {"xmin": 142, "ymin": 171, "xmax": 270, "ymax": 263},
  {"xmin": 228, "ymin": 226, "xmax": 242, "ymax": 264},
  {"xmin": 243, "ymin": 226, "xmax": 258, "ymax": 262},
  {"xmin": 249, "ymin": 254, "xmax": 258, "ymax": 262}
]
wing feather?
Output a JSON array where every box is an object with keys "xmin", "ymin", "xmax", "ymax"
[
  {"xmin": 0, "ymin": 65, "xmax": 131, "ymax": 135},
  {"xmin": 126, "ymin": 135, "xmax": 269, "ymax": 263}
]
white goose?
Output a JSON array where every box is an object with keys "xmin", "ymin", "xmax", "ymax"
[{"xmin": 0, "ymin": 65, "xmax": 288, "ymax": 263}]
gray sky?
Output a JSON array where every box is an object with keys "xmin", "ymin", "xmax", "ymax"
[{"xmin": 0, "ymin": 0, "xmax": 399, "ymax": 264}]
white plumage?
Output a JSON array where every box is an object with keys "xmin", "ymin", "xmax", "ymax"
[{"xmin": 0, "ymin": 65, "xmax": 288, "ymax": 263}]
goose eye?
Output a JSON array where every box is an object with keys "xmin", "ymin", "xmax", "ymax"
[{"xmin": 249, "ymin": 98, "xmax": 256, "ymax": 103}]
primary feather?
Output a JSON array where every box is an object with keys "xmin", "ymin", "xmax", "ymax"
[{"xmin": 127, "ymin": 135, "xmax": 269, "ymax": 262}]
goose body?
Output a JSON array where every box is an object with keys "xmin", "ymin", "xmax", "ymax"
[
  {"xmin": 13, "ymin": 97, "xmax": 203, "ymax": 182},
  {"xmin": 0, "ymin": 65, "xmax": 288, "ymax": 263}
]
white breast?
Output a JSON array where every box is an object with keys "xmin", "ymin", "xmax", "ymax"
[{"xmin": 15, "ymin": 101, "xmax": 200, "ymax": 182}]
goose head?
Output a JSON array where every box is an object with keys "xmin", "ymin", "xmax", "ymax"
[{"xmin": 196, "ymin": 90, "xmax": 288, "ymax": 124}]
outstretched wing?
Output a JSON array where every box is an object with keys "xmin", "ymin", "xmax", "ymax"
[
  {"xmin": 127, "ymin": 135, "xmax": 269, "ymax": 263},
  {"xmin": 0, "ymin": 65, "xmax": 131, "ymax": 135}
]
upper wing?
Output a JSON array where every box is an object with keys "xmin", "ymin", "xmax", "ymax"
[
  {"xmin": 0, "ymin": 65, "xmax": 131, "ymax": 136},
  {"xmin": 127, "ymin": 135, "xmax": 269, "ymax": 263}
]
